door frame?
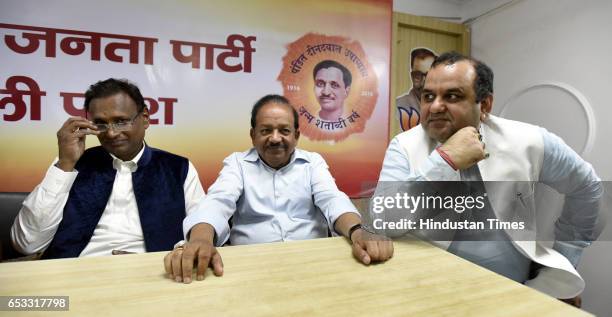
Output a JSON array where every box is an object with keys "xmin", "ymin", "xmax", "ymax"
[{"xmin": 390, "ymin": 12, "xmax": 470, "ymax": 135}]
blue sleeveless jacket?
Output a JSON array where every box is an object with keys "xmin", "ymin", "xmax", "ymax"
[{"xmin": 42, "ymin": 145, "xmax": 188, "ymax": 259}]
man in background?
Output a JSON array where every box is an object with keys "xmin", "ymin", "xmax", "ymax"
[{"xmin": 396, "ymin": 48, "xmax": 437, "ymax": 131}]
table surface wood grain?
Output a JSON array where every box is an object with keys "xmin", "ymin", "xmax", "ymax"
[{"xmin": 0, "ymin": 237, "xmax": 589, "ymax": 316}]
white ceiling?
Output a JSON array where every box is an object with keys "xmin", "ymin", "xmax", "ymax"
[
  {"xmin": 442, "ymin": 0, "xmax": 474, "ymax": 4},
  {"xmin": 393, "ymin": 0, "xmax": 516, "ymax": 23}
]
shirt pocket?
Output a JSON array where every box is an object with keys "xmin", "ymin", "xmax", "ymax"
[
  {"xmin": 509, "ymin": 181, "xmax": 536, "ymax": 233},
  {"xmin": 486, "ymin": 182, "xmax": 535, "ymax": 222}
]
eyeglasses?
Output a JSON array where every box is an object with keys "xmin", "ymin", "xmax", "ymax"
[{"xmin": 93, "ymin": 112, "xmax": 141, "ymax": 132}]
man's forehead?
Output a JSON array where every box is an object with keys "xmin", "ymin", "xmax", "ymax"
[
  {"xmin": 88, "ymin": 93, "xmax": 138, "ymax": 117},
  {"xmin": 89, "ymin": 92, "xmax": 136, "ymax": 107},
  {"xmin": 316, "ymin": 67, "xmax": 343, "ymax": 78},
  {"xmin": 258, "ymin": 121, "xmax": 291, "ymax": 127},
  {"xmin": 256, "ymin": 103, "xmax": 294, "ymax": 125},
  {"xmin": 424, "ymin": 61, "xmax": 475, "ymax": 89},
  {"xmin": 255, "ymin": 118, "xmax": 294, "ymax": 129},
  {"xmin": 413, "ymin": 55, "xmax": 435, "ymax": 72}
]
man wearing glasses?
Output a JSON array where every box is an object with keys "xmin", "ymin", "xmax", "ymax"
[{"xmin": 10, "ymin": 78, "xmax": 205, "ymax": 259}]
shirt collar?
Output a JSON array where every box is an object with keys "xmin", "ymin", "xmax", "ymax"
[{"xmin": 109, "ymin": 142, "xmax": 145, "ymax": 172}]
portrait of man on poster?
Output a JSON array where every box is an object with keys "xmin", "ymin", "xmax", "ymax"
[{"xmin": 313, "ymin": 60, "xmax": 352, "ymax": 121}]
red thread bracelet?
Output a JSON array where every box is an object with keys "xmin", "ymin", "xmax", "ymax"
[{"xmin": 436, "ymin": 147, "xmax": 458, "ymax": 170}]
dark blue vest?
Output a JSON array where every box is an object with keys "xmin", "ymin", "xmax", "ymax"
[{"xmin": 42, "ymin": 145, "xmax": 189, "ymax": 259}]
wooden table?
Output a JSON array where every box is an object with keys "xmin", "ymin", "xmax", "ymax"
[{"xmin": 0, "ymin": 237, "xmax": 588, "ymax": 316}]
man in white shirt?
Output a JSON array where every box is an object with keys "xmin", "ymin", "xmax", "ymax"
[
  {"xmin": 164, "ymin": 94, "xmax": 393, "ymax": 283},
  {"xmin": 375, "ymin": 52, "xmax": 602, "ymax": 306},
  {"xmin": 11, "ymin": 78, "xmax": 205, "ymax": 259}
]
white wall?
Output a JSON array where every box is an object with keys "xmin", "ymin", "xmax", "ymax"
[{"xmin": 395, "ymin": 0, "xmax": 612, "ymax": 315}]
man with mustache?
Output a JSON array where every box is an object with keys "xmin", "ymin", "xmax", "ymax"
[
  {"xmin": 313, "ymin": 60, "xmax": 351, "ymax": 121},
  {"xmin": 11, "ymin": 78, "xmax": 205, "ymax": 259},
  {"xmin": 165, "ymin": 94, "xmax": 393, "ymax": 283},
  {"xmin": 375, "ymin": 52, "xmax": 601, "ymax": 307}
]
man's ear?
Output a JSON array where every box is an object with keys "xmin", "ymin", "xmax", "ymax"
[
  {"xmin": 295, "ymin": 129, "xmax": 300, "ymax": 141},
  {"xmin": 142, "ymin": 107, "xmax": 150, "ymax": 129},
  {"xmin": 480, "ymin": 94, "xmax": 493, "ymax": 120},
  {"xmin": 250, "ymin": 128, "xmax": 259, "ymax": 147},
  {"xmin": 345, "ymin": 86, "xmax": 351, "ymax": 96}
]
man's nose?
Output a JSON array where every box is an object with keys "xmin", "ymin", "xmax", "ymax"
[
  {"xmin": 322, "ymin": 83, "xmax": 331, "ymax": 94},
  {"xmin": 105, "ymin": 126, "xmax": 121, "ymax": 138},
  {"xmin": 429, "ymin": 96, "xmax": 446, "ymax": 113},
  {"xmin": 269, "ymin": 130, "xmax": 282, "ymax": 142}
]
